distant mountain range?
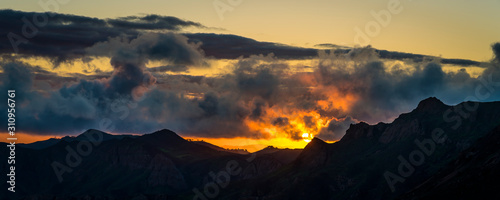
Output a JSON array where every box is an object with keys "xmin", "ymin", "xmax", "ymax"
[
  {"xmin": 2, "ymin": 97, "xmax": 500, "ymax": 199},
  {"xmin": 1, "ymin": 129, "xmax": 302, "ymax": 199}
]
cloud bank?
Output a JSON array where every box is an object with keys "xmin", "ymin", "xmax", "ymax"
[{"xmin": 0, "ymin": 10, "xmax": 499, "ymax": 142}]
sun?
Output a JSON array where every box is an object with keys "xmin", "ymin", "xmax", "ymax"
[{"xmin": 302, "ymin": 133, "xmax": 313, "ymax": 143}]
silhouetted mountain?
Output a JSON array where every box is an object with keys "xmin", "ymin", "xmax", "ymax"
[
  {"xmin": 220, "ymin": 98, "xmax": 500, "ymax": 200},
  {"xmin": 295, "ymin": 137, "xmax": 329, "ymax": 168},
  {"xmin": 193, "ymin": 140, "xmax": 250, "ymax": 154},
  {"xmin": 1, "ymin": 129, "xmax": 301, "ymax": 200},
  {"xmin": 255, "ymin": 146, "xmax": 281, "ymax": 154},
  {"xmin": 3, "ymin": 98, "xmax": 500, "ymax": 200},
  {"xmin": 18, "ymin": 129, "xmax": 136, "ymax": 149},
  {"xmin": 255, "ymin": 146, "xmax": 303, "ymax": 166},
  {"xmin": 414, "ymin": 97, "xmax": 447, "ymax": 113},
  {"xmin": 399, "ymin": 124, "xmax": 500, "ymax": 200}
]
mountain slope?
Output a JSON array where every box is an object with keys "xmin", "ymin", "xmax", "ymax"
[
  {"xmin": 399, "ymin": 124, "xmax": 500, "ymax": 200},
  {"xmin": 1, "ymin": 129, "xmax": 301, "ymax": 200},
  {"xmin": 18, "ymin": 129, "xmax": 136, "ymax": 149},
  {"xmin": 193, "ymin": 140, "xmax": 250, "ymax": 154},
  {"xmin": 3, "ymin": 98, "xmax": 500, "ymax": 200},
  {"xmin": 222, "ymin": 98, "xmax": 500, "ymax": 200}
]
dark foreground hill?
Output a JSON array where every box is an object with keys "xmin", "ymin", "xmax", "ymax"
[
  {"xmin": 399, "ymin": 124, "xmax": 500, "ymax": 200},
  {"xmin": 1, "ymin": 130, "xmax": 301, "ymax": 199},
  {"xmin": 2, "ymin": 97, "xmax": 500, "ymax": 200},
  {"xmin": 218, "ymin": 97, "xmax": 500, "ymax": 200}
]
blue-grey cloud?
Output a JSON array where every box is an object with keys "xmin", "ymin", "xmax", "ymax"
[
  {"xmin": 317, "ymin": 117, "xmax": 357, "ymax": 141},
  {"xmin": 0, "ymin": 9, "xmax": 204, "ymax": 64}
]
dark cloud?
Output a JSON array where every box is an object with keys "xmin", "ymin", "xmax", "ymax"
[
  {"xmin": 198, "ymin": 93, "xmax": 219, "ymax": 117},
  {"xmin": 148, "ymin": 65, "xmax": 189, "ymax": 73},
  {"xmin": 272, "ymin": 117, "xmax": 290, "ymax": 126},
  {"xmin": 0, "ymin": 9, "xmax": 204, "ymax": 63},
  {"xmin": 317, "ymin": 117, "xmax": 357, "ymax": 141},
  {"xmin": 87, "ymin": 32, "xmax": 205, "ymax": 66},
  {"xmin": 1, "ymin": 46, "xmax": 499, "ymax": 140},
  {"xmin": 185, "ymin": 33, "xmax": 319, "ymax": 59},
  {"xmin": 0, "ymin": 31, "xmax": 204, "ymax": 135},
  {"xmin": 107, "ymin": 14, "xmax": 205, "ymax": 31},
  {"xmin": 316, "ymin": 45, "xmax": 482, "ymax": 66},
  {"xmin": 314, "ymin": 43, "xmax": 350, "ymax": 49},
  {"xmin": 375, "ymin": 49, "xmax": 481, "ymax": 66},
  {"xmin": 0, "ymin": 9, "xmax": 125, "ymax": 62},
  {"xmin": 312, "ymin": 48, "xmax": 500, "ymax": 124},
  {"xmin": 0, "ymin": 62, "xmax": 34, "ymax": 102},
  {"xmin": 493, "ymin": 42, "xmax": 500, "ymax": 62},
  {"xmin": 0, "ymin": 63, "xmax": 97, "ymax": 134},
  {"xmin": 249, "ymin": 99, "xmax": 266, "ymax": 120},
  {"xmin": 303, "ymin": 116, "xmax": 316, "ymax": 129},
  {"xmin": 235, "ymin": 65, "xmax": 280, "ymax": 100}
]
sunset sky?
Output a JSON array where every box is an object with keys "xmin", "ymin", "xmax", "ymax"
[{"xmin": 1, "ymin": 0, "xmax": 499, "ymax": 151}]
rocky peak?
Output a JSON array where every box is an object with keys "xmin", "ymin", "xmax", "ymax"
[
  {"xmin": 306, "ymin": 137, "xmax": 328, "ymax": 149},
  {"xmin": 340, "ymin": 122, "xmax": 372, "ymax": 142},
  {"xmin": 415, "ymin": 97, "xmax": 448, "ymax": 113},
  {"xmin": 148, "ymin": 129, "xmax": 184, "ymax": 140},
  {"xmin": 79, "ymin": 129, "xmax": 110, "ymax": 137},
  {"xmin": 295, "ymin": 137, "xmax": 329, "ymax": 168}
]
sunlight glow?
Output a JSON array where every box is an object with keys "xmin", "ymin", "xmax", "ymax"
[{"xmin": 302, "ymin": 133, "xmax": 313, "ymax": 143}]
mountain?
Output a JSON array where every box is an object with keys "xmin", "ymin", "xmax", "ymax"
[
  {"xmin": 218, "ymin": 97, "xmax": 500, "ymax": 200},
  {"xmin": 399, "ymin": 124, "xmax": 500, "ymax": 200},
  {"xmin": 1, "ymin": 129, "xmax": 301, "ymax": 200},
  {"xmin": 18, "ymin": 129, "xmax": 136, "ymax": 149},
  {"xmin": 3, "ymin": 98, "xmax": 500, "ymax": 200},
  {"xmin": 193, "ymin": 140, "xmax": 250, "ymax": 154},
  {"xmin": 255, "ymin": 146, "xmax": 303, "ymax": 166}
]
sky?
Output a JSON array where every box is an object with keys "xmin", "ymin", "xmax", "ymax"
[
  {"xmin": 2, "ymin": 0, "xmax": 500, "ymax": 61},
  {"xmin": 0, "ymin": 1, "xmax": 499, "ymax": 151}
]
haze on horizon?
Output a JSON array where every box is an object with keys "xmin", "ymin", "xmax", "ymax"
[{"xmin": 0, "ymin": 0, "xmax": 499, "ymax": 151}]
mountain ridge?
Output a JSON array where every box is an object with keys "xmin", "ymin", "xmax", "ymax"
[
  {"xmin": 222, "ymin": 98, "xmax": 500, "ymax": 200},
  {"xmin": 4, "ymin": 98, "xmax": 500, "ymax": 200}
]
